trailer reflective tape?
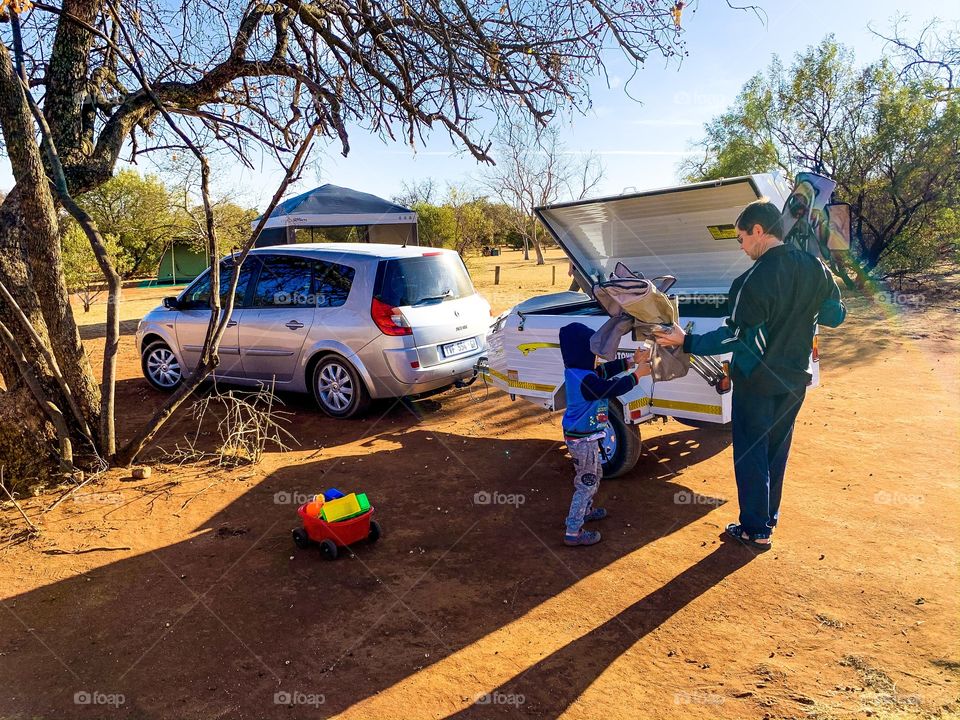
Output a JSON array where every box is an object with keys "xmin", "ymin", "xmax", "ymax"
[
  {"xmin": 628, "ymin": 396, "xmax": 652, "ymax": 420},
  {"xmin": 510, "ymin": 379, "xmax": 556, "ymax": 392},
  {"xmin": 484, "ymin": 367, "xmax": 555, "ymax": 393},
  {"xmin": 651, "ymin": 398, "xmax": 723, "ymax": 415},
  {"xmin": 517, "ymin": 342, "xmax": 561, "ymax": 356}
]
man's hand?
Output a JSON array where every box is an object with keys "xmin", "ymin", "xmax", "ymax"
[{"xmin": 653, "ymin": 324, "xmax": 685, "ymax": 348}]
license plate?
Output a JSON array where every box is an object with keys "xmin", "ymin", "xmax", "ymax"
[{"xmin": 441, "ymin": 337, "xmax": 478, "ymax": 358}]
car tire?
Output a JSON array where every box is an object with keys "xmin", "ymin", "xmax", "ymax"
[
  {"xmin": 141, "ymin": 340, "xmax": 184, "ymax": 392},
  {"xmin": 599, "ymin": 401, "xmax": 642, "ymax": 479},
  {"xmin": 311, "ymin": 355, "xmax": 371, "ymax": 419}
]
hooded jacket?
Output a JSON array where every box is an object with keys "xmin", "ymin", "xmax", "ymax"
[{"xmin": 560, "ymin": 323, "xmax": 639, "ymax": 439}]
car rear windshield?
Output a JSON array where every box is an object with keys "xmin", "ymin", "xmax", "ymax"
[{"xmin": 375, "ymin": 254, "xmax": 475, "ymax": 307}]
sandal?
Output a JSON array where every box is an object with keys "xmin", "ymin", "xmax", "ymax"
[
  {"xmin": 725, "ymin": 523, "xmax": 772, "ymax": 552},
  {"xmin": 584, "ymin": 507, "xmax": 608, "ymax": 523},
  {"xmin": 564, "ymin": 529, "xmax": 602, "ymax": 546}
]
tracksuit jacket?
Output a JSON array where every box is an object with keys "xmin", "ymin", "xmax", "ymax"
[
  {"xmin": 682, "ymin": 244, "xmax": 846, "ymax": 395},
  {"xmin": 560, "ymin": 322, "xmax": 638, "ymax": 439}
]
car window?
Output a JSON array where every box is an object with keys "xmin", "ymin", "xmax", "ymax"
[
  {"xmin": 375, "ymin": 254, "xmax": 475, "ymax": 307},
  {"xmin": 251, "ymin": 255, "xmax": 315, "ymax": 307},
  {"xmin": 313, "ymin": 261, "xmax": 355, "ymax": 308},
  {"xmin": 181, "ymin": 259, "xmax": 257, "ymax": 308}
]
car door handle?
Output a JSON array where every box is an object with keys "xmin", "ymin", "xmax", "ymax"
[
  {"xmin": 285, "ymin": 320, "xmax": 304, "ymax": 330},
  {"xmin": 226, "ymin": 320, "xmax": 238, "ymax": 328}
]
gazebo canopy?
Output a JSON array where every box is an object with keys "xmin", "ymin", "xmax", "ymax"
[{"xmin": 254, "ymin": 184, "xmax": 417, "ymax": 229}]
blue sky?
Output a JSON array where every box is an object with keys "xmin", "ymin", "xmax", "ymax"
[{"xmin": 2, "ymin": 1, "xmax": 956, "ymax": 209}]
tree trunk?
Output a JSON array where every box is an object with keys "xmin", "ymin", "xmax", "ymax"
[
  {"xmin": 532, "ymin": 222, "xmax": 545, "ymax": 265},
  {"xmin": 0, "ymin": 39, "xmax": 101, "ymax": 477},
  {"xmin": 0, "ymin": 387, "xmax": 61, "ymax": 495}
]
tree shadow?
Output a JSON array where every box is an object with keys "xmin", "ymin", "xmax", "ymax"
[
  {"xmin": 1, "ymin": 418, "xmax": 740, "ymax": 718},
  {"xmin": 444, "ymin": 542, "xmax": 753, "ymax": 719},
  {"xmin": 77, "ymin": 317, "xmax": 141, "ymax": 341}
]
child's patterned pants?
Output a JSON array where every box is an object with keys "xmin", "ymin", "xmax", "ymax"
[{"xmin": 565, "ymin": 437, "xmax": 602, "ymax": 535}]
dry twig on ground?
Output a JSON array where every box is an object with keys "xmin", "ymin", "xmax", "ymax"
[{"xmin": 162, "ymin": 384, "xmax": 296, "ymax": 468}]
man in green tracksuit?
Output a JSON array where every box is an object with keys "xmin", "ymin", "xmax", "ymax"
[{"xmin": 655, "ymin": 199, "xmax": 845, "ymax": 552}]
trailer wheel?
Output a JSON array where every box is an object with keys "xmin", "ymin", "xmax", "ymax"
[{"xmin": 600, "ymin": 401, "xmax": 642, "ymax": 479}]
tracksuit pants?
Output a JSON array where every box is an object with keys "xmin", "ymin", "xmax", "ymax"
[
  {"xmin": 565, "ymin": 437, "xmax": 601, "ymax": 535},
  {"xmin": 731, "ymin": 385, "xmax": 806, "ymax": 538}
]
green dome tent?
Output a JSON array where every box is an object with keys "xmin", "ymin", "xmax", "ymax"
[{"xmin": 156, "ymin": 240, "xmax": 209, "ymax": 285}]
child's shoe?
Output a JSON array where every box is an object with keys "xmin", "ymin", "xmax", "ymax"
[
  {"xmin": 564, "ymin": 529, "xmax": 601, "ymax": 546},
  {"xmin": 584, "ymin": 507, "xmax": 608, "ymax": 522}
]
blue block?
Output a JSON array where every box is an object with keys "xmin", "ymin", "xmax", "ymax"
[{"xmin": 323, "ymin": 488, "xmax": 345, "ymax": 501}]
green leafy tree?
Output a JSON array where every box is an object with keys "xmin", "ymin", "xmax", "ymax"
[
  {"xmin": 681, "ymin": 36, "xmax": 960, "ymax": 282},
  {"xmin": 78, "ymin": 170, "xmax": 186, "ymax": 278},
  {"xmin": 410, "ymin": 201, "xmax": 457, "ymax": 248},
  {"xmin": 180, "ymin": 200, "xmax": 260, "ymax": 253},
  {"xmin": 60, "ymin": 221, "xmax": 124, "ymax": 311}
]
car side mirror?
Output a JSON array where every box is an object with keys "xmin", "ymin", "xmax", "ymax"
[{"xmin": 163, "ymin": 296, "xmax": 180, "ymax": 310}]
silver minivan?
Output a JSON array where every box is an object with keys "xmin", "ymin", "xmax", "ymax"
[{"xmin": 135, "ymin": 244, "xmax": 491, "ymax": 417}]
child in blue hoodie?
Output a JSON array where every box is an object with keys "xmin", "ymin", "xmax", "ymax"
[{"xmin": 559, "ymin": 322, "xmax": 650, "ymax": 546}]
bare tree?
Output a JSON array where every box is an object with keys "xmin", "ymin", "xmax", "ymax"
[
  {"xmin": 480, "ymin": 122, "xmax": 604, "ymax": 264},
  {"xmin": 393, "ymin": 178, "xmax": 438, "ymax": 207},
  {"xmin": 873, "ymin": 18, "xmax": 959, "ymax": 97},
  {"xmin": 0, "ymin": 0, "xmax": 717, "ymax": 479}
]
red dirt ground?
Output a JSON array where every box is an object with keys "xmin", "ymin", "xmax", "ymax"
[{"xmin": 1, "ymin": 251, "xmax": 958, "ymax": 719}]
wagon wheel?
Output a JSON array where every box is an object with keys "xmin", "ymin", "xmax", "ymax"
[
  {"xmin": 292, "ymin": 528, "xmax": 310, "ymax": 549},
  {"xmin": 319, "ymin": 539, "xmax": 338, "ymax": 560}
]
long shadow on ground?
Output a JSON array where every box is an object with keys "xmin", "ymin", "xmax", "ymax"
[{"xmin": 1, "ymin": 413, "xmax": 738, "ymax": 719}]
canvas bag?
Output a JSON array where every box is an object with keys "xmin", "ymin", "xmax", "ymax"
[{"xmin": 588, "ymin": 264, "xmax": 690, "ymax": 382}]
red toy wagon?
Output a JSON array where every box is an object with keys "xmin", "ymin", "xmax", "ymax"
[{"xmin": 292, "ymin": 502, "xmax": 381, "ymax": 560}]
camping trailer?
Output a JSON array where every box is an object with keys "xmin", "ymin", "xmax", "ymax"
[{"xmin": 478, "ymin": 173, "xmax": 823, "ymax": 478}]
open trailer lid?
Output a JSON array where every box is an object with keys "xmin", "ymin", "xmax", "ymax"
[{"xmin": 535, "ymin": 173, "xmax": 791, "ymax": 295}]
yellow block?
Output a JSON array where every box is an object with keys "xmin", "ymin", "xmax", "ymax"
[{"xmin": 321, "ymin": 493, "xmax": 361, "ymax": 522}]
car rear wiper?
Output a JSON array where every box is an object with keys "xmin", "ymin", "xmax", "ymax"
[{"xmin": 412, "ymin": 290, "xmax": 452, "ymax": 306}]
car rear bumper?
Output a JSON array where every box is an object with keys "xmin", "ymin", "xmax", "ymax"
[{"xmin": 378, "ymin": 346, "xmax": 481, "ymax": 396}]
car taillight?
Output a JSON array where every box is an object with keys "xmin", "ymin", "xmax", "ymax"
[
  {"xmin": 717, "ymin": 360, "xmax": 731, "ymax": 394},
  {"xmin": 812, "ymin": 335, "xmax": 820, "ymax": 362},
  {"xmin": 371, "ymin": 297, "xmax": 412, "ymax": 336}
]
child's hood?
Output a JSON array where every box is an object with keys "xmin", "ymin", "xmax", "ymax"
[{"xmin": 559, "ymin": 322, "xmax": 596, "ymax": 370}]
